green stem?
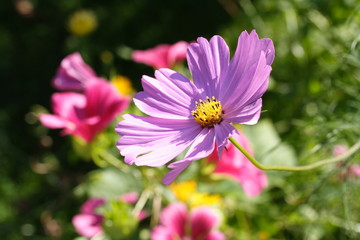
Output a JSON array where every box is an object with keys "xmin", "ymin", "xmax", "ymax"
[
  {"xmin": 92, "ymin": 149, "xmax": 130, "ymax": 172},
  {"xmin": 229, "ymin": 137, "xmax": 360, "ymax": 171},
  {"xmin": 132, "ymin": 189, "xmax": 151, "ymax": 217}
]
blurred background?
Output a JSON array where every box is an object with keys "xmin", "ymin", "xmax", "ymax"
[{"xmin": 1, "ymin": 0, "xmax": 360, "ymax": 239}]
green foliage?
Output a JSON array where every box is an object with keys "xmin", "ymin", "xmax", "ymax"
[{"xmin": 1, "ymin": 0, "xmax": 360, "ymax": 239}]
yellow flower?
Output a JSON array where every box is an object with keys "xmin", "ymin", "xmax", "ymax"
[
  {"xmin": 111, "ymin": 75, "xmax": 134, "ymax": 96},
  {"xmin": 169, "ymin": 181, "xmax": 196, "ymax": 202},
  {"xmin": 68, "ymin": 10, "xmax": 97, "ymax": 36},
  {"xmin": 169, "ymin": 181, "xmax": 221, "ymax": 208},
  {"xmin": 189, "ymin": 192, "xmax": 222, "ymax": 208}
]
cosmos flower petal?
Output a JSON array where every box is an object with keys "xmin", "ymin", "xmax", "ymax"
[
  {"xmin": 167, "ymin": 41, "xmax": 189, "ymax": 66},
  {"xmin": 162, "ymin": 160, "xmax": 192, "ymax": 185},
  {"xmin": 350, "ymin": 165, "xmax": 360, "ymax": 178},
  {"xmin": 132, "ymin": 41, "xmax": 188, "ymax": 69},
  {"xmin": 52, "ymin": 92, "xmax": 86, "ymax": 118},
  {"xmin": 208, "ymin": 132, "xmax": 268, "ymax": 197},
  {"xmin": 151, "ymin": 226, "xmax": 175, "ymax": 240},
  {"xmin": 85, "ymin": 81, "xmax": 130, "ymax": 126},
  {"xmin": 162, "ymin": 129, "xmax": 215, "ymax": 185},
  {"xmin": 224, "ymin": 51, "xmax": 271, "ymax": 111},
  {"xmin": 72, "ymin": 213, "xmax": 103, "ymax": 238},
  {"xmin": 116, "ymin": 114, "xmax": 201, "ymax": 166},
  {"xmin": 80, "ymin": 198, "xmax": 106, "ymax": 214},
  {"xmin": 39, "ymin": 114, "xmax": 68, "ymax": 129},
  {"xmin": 225, "ymin": 98, "xmax": 263, "ymax": 125},
  {"xmin": 241, "ymin": 174, "xmax": 268, "ymax": 197},
  {"xmin": 204, "ymin": 231, "xmax": 226, "ymax": 240},
  {"xmin": 152, "ymin": 203, "xmax": 224, "ymax": 240},
  {"xmin": 187, "ymin": 36, "xmax": 230, "ymax": 97},
  {"xmin": 220, "ymin": 30, "xmax": 274, "ymax": 108},
  {"xmin": 184, "ymin": 127, "xmax": 216, "ymax": 161},
  {"xmin": 214, "ymin": 121, "xmax": 237, "ymax": 156},
  {"xmin": 159, "ymin": 203, "xmax": 187, "ymax": 237},
  {"xmin": 132, "ymin": 44, "xmax": 170, "ymax": 69},
  {"xmin": 134, "ymin": 69, "xmax": 198, "ymax": 119},
  {"xmin": 52, "ymin": 52, "xmax": 100, "ymax": 91},
  {"xmin": 190, "ymin": 206, "xmax": 220, "ymax": 239}
]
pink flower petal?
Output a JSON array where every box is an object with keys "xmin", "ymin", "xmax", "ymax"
[
  {"xmin": 151, "ymin": 203, "xmax": 225, "ymax": 240},
  {"xmin": 132, "ymin": 44, "xmax": 170, "ymax": 69},
  {"xmin": 151, "ymin": 226, "xmax": 175, "ymax": 240},
  {"xmin": 208, "ymin": 132, "xmax": 267, "ymax": 197},
  {"xmin": 168, "ymin": 41, "xmax": 189, "ymax": 66},
  {"xmin": 80, "ymin": 198, "xmax": 105, "ymax": 214},
  {"xmin": 72, "ymin": 213, "xmax": 103, "ymax": 238},
  {"xmin": 204, "ymin": 231, "xmax": 226, "ymax": 240},
  {"xmin": 132, "ymin": 41, "xmax": 188, "ymax": 69},
  {"xmin": 44, "ymin": 80, "xmax": 129, "ymax": 143},
  {"xmin": 159, "ymin": 203, "xmax": 187, "ymax": 237},
  {"xmin": 51, "ymin": 92, "xmax": 86, "ymax": 118},
  {"xmin": 332, "ymin": 145, "xmax": 348, "ymax": 157},
  {"xmin": 190, "ymin": 206, "xmax": 221, "ymax": 239},
  {"xmin": 350, "ymin": 165, "xmax": 360, "ymax": 178},
  {"xmin": 121, "ymin": 192, "xmax": 139, "ymax": 204},
  {"xmin": 39, "ymin": 114, "xmax": 68, "ymax": 129},
  {"xmin": 52, "ymin": 52, "xmax": 100, "ymax": 91}
]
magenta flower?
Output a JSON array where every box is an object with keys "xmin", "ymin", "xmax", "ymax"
[
  {"xmin": 40, "ymin": 80, "xmax": 130, "ymax": 143},
  {"xmin": 132, "ymin": 41, "xmax": 189, "ymax": 69},
  {"xmin": 52, "ymin": 52, "xmax": 102, "ymax": 91},
  {"xmin": 208, "ymin": 132, "xmax": 268, "ymax": 197},
  {"xmin": 151, "ymin": 203, "xmax": 225, "ymax": 240},
  {"xmin": 73, "ymin": 198, "xmax": 105, "ymax": 238},
  {"xmin": 116, "ymin": 30, "xmax": 274, "ymax": 184}
]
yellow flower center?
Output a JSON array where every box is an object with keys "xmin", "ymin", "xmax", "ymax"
[{"xmin": 191, "ymin": 96, "xmax": 223, "ymax": 127}]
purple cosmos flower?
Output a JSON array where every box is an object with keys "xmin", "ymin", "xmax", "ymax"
[
  {"xmin": 116, "ymin": 30, "xmax": 274, "ymax": 184},
  {"xmin": 132, "ymin": 41, "xmax": 189, "ymax": 69},
  {"xmin": 151, "ymin": 202, "xmax": 225, "ymax": 240},
  {"xmin": 52, "ymin": 52, "xmax": 102, "ymax": 91},
  {"xmin": 208, "ymin": 132, "xmax": 268, "ymax": 197}
]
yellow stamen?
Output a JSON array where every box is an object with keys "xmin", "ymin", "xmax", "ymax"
[{"xmin": 191, "ymin": 96, "xmax": 223, "ymax": 127}]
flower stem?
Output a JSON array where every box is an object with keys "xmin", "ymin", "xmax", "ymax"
[{"xmin": 229, "ymin": 137, "xmax": 360, "ymax": 171}]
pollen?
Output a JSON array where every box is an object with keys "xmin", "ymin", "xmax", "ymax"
[{"xmin": 191, "ymin": 96, "xmax": 223, "ymax": 127}]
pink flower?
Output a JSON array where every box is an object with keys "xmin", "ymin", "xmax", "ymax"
[
  {"xmin": 52, "ymin": 52, "xmax": 102, "ymax": 91},
  {"xmin": 81, "ymin": 198, "xmax": 106, "ymax": 214},
  {"xmin": 40, "ymin": 80, "xmax": 130, "ymax": 143},
  {"xmin": 132, "ymin": 41, "xmax": 189, "ymax": 69},
  {"xmin": 332, "ymin": 145, "xmax": 348, "ymax": 157},
  {"xmin": 120, "ymin": 192, "xmax": 140, "ymax": 204},
  {"xmin": 208, "ymin": 132, "xmax": 267, "ymax": 197},
  {"xmin": 333, "ymin": 145, "xmax": 360, "ymax": 179},
  {"xmin": 350, "ymin": 166, "xmax": 360, "ymax": 178},
  {"xmin": 151, "ymin": 203, "xmax": 225, "ymax": 240},
  {"xmin": 73, "ymin": 198, "xmax": 105, "ymax": 238}
]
